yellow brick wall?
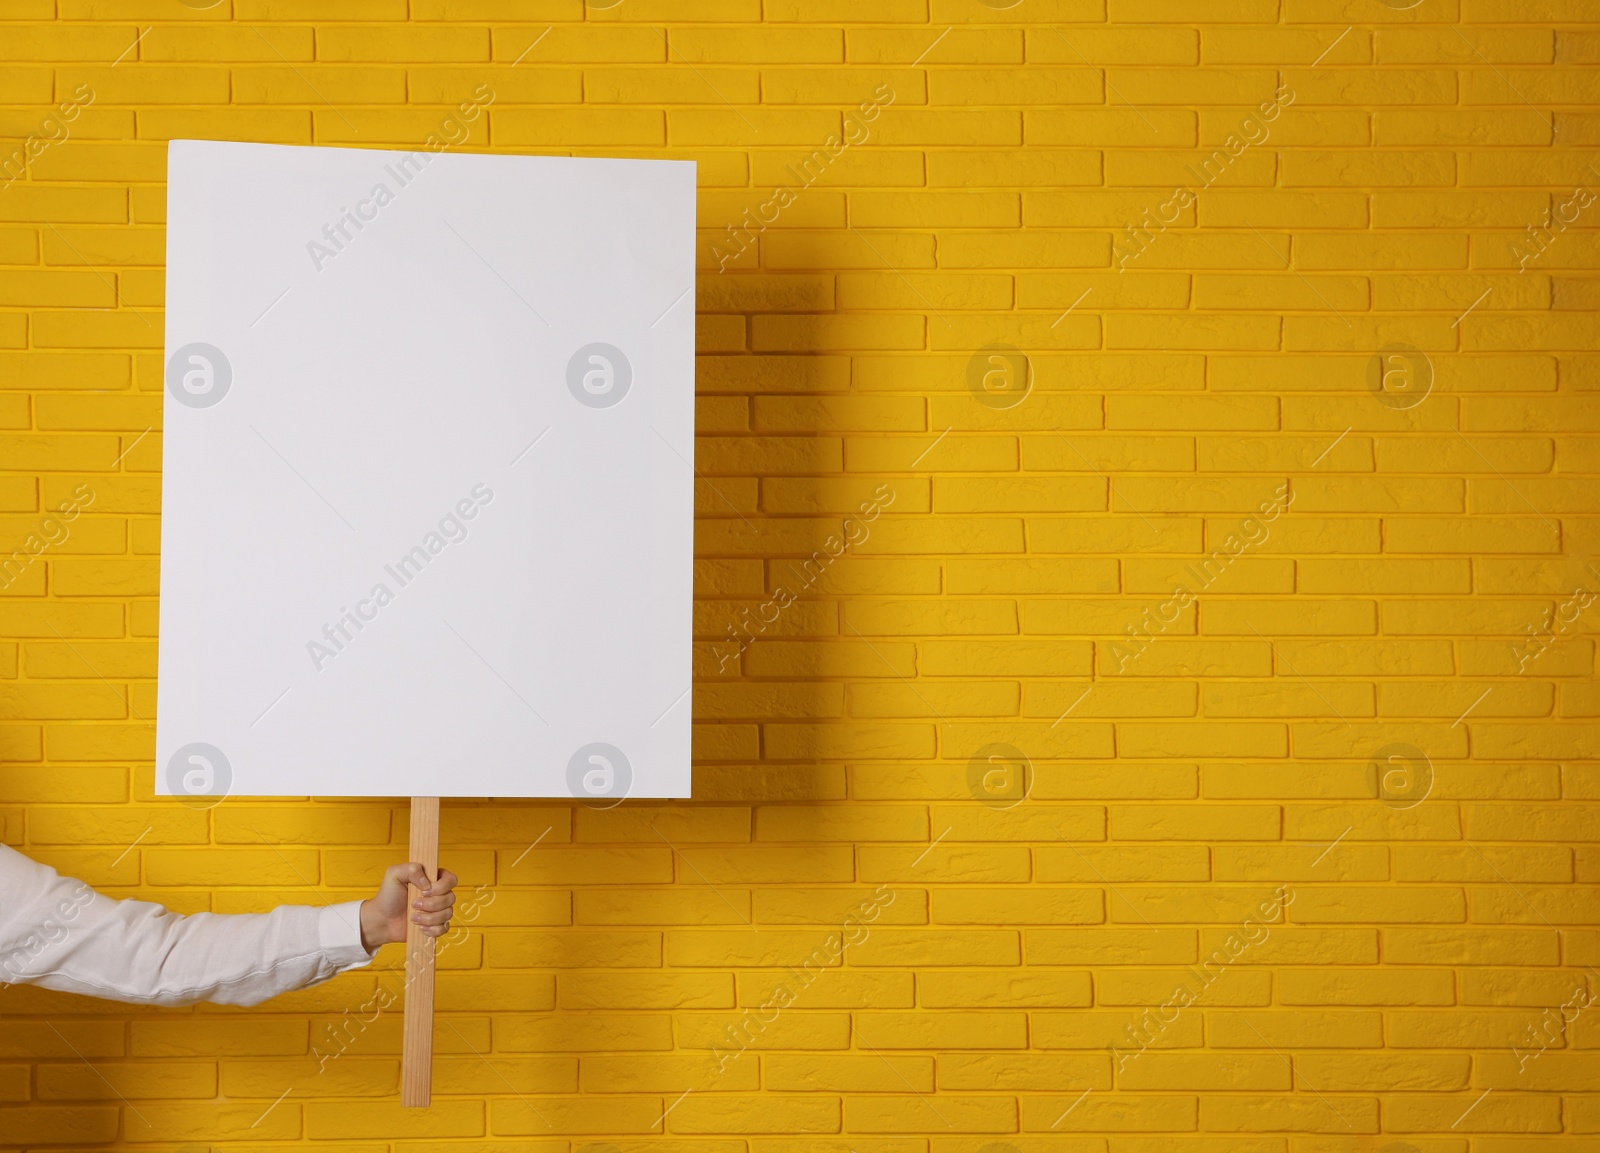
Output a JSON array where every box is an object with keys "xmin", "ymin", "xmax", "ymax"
[{"xmin": 1, "ymin": 0, "xmax": 1597, "ymax": 1148}]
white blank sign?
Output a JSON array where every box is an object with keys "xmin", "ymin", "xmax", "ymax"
[{"xmin": 156, "ymin": 141, "xmax": 696, "ymax": 800}]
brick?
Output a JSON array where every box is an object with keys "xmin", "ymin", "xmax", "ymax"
[
  {"xmin": 1379, "ymin": 109, "xmax": 1552, "ymax": 145},
  {"xmin": 1207, "ymin": 926, "xmax": 1379, "ymax": 964},
  {"xmin": 238, "ymin": 64, "xmax": 410, "ymax": 103},
  {"xmin": 132, "ymin": 1019, "xmax": 306, "ymax": 1058},
  {"xmin": 140, "ymin": 24, "xmax": 312, "ymax": 60},
  {"xmin": 863, "ymin": 108, "xmax": 1022, "ymax": 148},
  {"xmin": 1113, "ymin": 396, "xmax": 1273, "ymax": 431},
  {"xmin": 1204, "ymin": 192, "xmax": 1370, "ymax": 229},
  {"xmin": 582, "ymin": 1054, "xmax": 756, "ymax": 1094},
  {"xmin": 1110, "ymin": 803, "xmax": 1280, "ymax": 840},
  {"xmin": 315, "ymin": 25, "xmax": 486, "ymax": 62},
  {"xmin": 1109, "ymin": 148, "xmax": 1275, "ymax": 189},
  {"xmin": 1297, "ymin": 1054, "xmax": 1470, "ymax": 1093},
  {"xmin": 1385, "ymin": 1093, "xmax": 1560, "ymax": 1134},
  {"xmin": 843, "ymin": 434, "xmax": 1016, "ymax": 474},
  {"xmin": 670, "ymin": 1095, "xmax": 839, "ymax": 1134},
  {"xmin": 37, "ymin": 1059, "xmax": 215, "ymax": 1100},
  {"xmin": 848, "ymin": 679, "xmax": 1017, "ymax": 718},
  {"xmin": 1102, "ymin": 967, "xmax": 1271, "ymax": 1007},
  {"xmin": 944, "ymin": 233, "xmax": 1110, "ymax": 276},
  {"xmin": 493, "ymin": 108, "xmax": 662, "ymax": 146},
  {"xmin": 137, "ymin": 109, "xmax": 311, "ymax": 143},
  {"xmin": 855, "ymin": 1010, "xmax": 1026, "ymax": 1049},
  {"xmin": 857, "ymin": 843, "xmax": 1027, "ymax": 885},
  {"xmin": 1194, "ymin": 273, "xmax": 1369, "ymax": 312},
  {"xmin": 932, "ymin": 887, "xmax": 1101, "ymax": 926},
  {"xmin": 1117, "ymin": 0, "xmax": 1277, "ymax": 19},
  {"xmin": 837, "ymin": 272, "xmax": 1012, "ymax": 311},
  {"xmin": 0, "ymin": 186, "xmax": 125, "ymax": 224},
  {"xmin": 1301, "ymin": 558, "xmax": 1472, "ymax": 594},
  {"xmin": 1120, "ymin": 1053, "xmax": 1289, "ymax": 1092},
  {"xmin": 1387, "ymin": 927, "xmax": 1562, "ymax": 965},
  {"xmin": 498, "ymin": 845, "xmax": 671, "ymax": 886},
  {"xmin": 1292, "ymin": 886, "xmax": 1467, "ymax": 923},
  {"xmin": 756, "ymin": 804, "xmax": 925, "ymax": 842},
  {"xmin": 1279, "ymin": 968, "xmax": 1455, "ymax": 1005},
  {"xmin": 591, "ymin": 65, "xmax": 754, "ymax": 105},
  {"xmin": 929, "ymin": 147, "xmax": 1100, "ymax": 189},
  {"xmin": 559, "ymin": 971, "xmax": 731, "ymax": 1010},
  {"xmin": 1203, "ymin": 598, "xmax": 1377, "ymax": 636},
  {"xmin": 0, "ymin": 1106, "xmax": 121, "ymax": 1143},
  {"xmin": 938, "ymin": 1053, "xmax": 1109, "ymax": 1095},
  {"xmin": 847, "ymin": 28, "xmax": 1023, "ymax": 65},
  {"xmin": 700, "ymin": 1013, "xmax": 855, "ymax": 1058},
  {"xmin": 490, "ymin": 930, "xmax": 660, "ymax": 970},
  {"xmin": 1111, "ymin": 889, "xmax": 1292, "ymax": 933},
  {"xmin": 43, "ymin": 227, "xmax": 165, "ymax": 267},
  {"xmin": 744, "ymin": 640, "xmax": 915, "ymax": 679},
  {"xmin": 305, "ymin": 1100, "xmax": 482, "ymax": 1138},
  {"xmin": 1201, "ymin": 1095, "xmax": 1379, "ymax": 1134},
  {"xmin": 1027, "ymin": 1093, "xmax": 1200, "ymax": 1133},
  {"xmin": 1038, "ymin": 844, "xmax": 1208, "ymax": 882},
  {"xmin": 845, "ymin": 1094, "xmax": 1015, "ymax": 1133},
  {"xmin": 1386, "ymin": 26, "xmax": 1551, "ymax": 61},
  {"xmin": 1284, "ymin": 148, "xmax": 1455, "ymax": 188},
  {"xmin": 1210, "ymin": 1010, "xmax": 1383, "ymax": 1049},
  {"xmin": 1106, "ymin": 314, "xmax": 1281, "ymax": 352},
  {"xmin": 494, "ymin": 1014, "xmax": 672, "ymax": 1053},
  {"xmin": 673, "ymin": 26, "xmax": 840, "ymax": 63},
  {"xmin": 1297, "ymin": 231, "xmax": 1469, "ymax": 270}
]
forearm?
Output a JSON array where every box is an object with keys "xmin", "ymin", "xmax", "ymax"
[
  {"xmin": 37, "ymin": 900, "xmax": 374, "ymax": 1007},
  {"xmin": 0, "ymin": 845, "xmax": 375, "ymax": 1007}
]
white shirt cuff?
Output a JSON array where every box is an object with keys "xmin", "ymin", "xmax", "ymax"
[{"xmin": 318, "ymin": 900, "xmax": 377, "ymax": 966}]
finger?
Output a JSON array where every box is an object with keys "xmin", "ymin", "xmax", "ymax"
[
  {"xmin": 397, "ymin": 862, "xmax": 437, "ymax": 893},
  {"xmin": 420, "ymin": 923, "xmax": 449, "ymax": 938},
  {"xmin": 388, "ymin": 862, "xmax": 421, "ymax": 890},
  {"xmin": 433, "ymin": 869, "xmax": 459, "ymax": 893},
  {"xmin": 414, "ymin": 892, "xmax": 456, "ymax": 913},
  {"xmin": 414, "ymin": 909, "xmax": 453, "ymax": 927}
]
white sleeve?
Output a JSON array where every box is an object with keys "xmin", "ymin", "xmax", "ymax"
[{"xmin": 0, "ymin": 843, "xmax": 376, "ymax": 1007}]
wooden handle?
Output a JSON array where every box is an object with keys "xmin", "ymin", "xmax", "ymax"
[{"xmin": 401, "ymin": 796, "xmax": 440, "ymax": 1107}]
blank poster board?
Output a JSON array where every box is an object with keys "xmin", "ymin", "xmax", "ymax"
[{"xmin": 156, "ymin": 141, "xmax": 696, "ymax": 803}]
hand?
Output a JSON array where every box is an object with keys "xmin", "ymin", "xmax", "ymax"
[{"xmin": 358, "ymin": 863, "xmax": 459, "ymax": 951}]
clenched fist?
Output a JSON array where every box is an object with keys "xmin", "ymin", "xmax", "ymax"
[{"xmin": 358, "ymin": 863, "xmax": 460, "ymax": 950}]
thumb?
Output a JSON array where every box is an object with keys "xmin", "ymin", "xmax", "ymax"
[{"xmin": 391, "ymin": 862, "xmax": 434, "ymax": 893}]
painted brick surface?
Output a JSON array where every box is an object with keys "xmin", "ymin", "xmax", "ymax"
[{"xmin": 0, "ymin": 0, "xmax": 1597, "ymax": 1148}]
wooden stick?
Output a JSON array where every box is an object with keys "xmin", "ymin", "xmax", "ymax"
[{"xmin": 400, "ymin": 796, "xmax": 440, "ymax": 1107}]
